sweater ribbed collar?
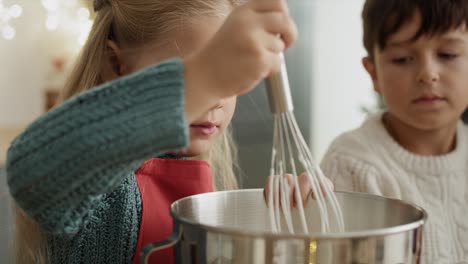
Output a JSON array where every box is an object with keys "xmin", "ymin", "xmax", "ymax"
[{"xmin": 366, "ymin": 112, "xmax": 468, "ymax": 173}]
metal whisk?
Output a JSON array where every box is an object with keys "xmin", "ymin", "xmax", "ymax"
[{"xmin": 265, "ymin": 53, "xmax": 345, "ymax": 234}]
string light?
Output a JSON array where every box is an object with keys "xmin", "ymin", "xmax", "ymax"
[
  {"xmin": 1, "ymin": 1, "xmax": 91, "ymax": 47},
  {"xmin": 0, "ymin": 0, "xmax": 23, "ymax": 40},
  {"xmin": 41, "ymin": 0, "xmax": 92, "ymax": 47}
]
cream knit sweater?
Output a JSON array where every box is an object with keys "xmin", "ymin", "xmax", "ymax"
[{"xmin": 321, "ymin": 112, "xmax": 468, "ymax": 264}]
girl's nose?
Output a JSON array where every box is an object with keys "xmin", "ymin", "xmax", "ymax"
[{"xmin": 212, "ymin": 100, "xmax": 224, "ymax": 110}]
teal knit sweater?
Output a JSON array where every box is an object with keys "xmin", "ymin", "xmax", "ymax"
[{"xmin": 6, "ymin": 58, "xmax": 189, "ymax": 263}]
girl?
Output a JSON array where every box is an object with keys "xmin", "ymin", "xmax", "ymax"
[
  {"xmin": 6, "ymin": 0, "xmax": 297, "ymax": 263},
  {"xmin": 320, "ymin": 1, "xmax": 468, "ymax": 263}
]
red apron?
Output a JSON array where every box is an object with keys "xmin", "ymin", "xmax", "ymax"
[{"xmin": 132, "ymin": 158, "xmax": 214, "ymax": 264}]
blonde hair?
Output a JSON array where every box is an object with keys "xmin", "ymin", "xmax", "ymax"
[
  {"xmin": 13, "ymin": 0, "xmax": 245, "ymax": 263},
  {"xmin": 202, "ymin": 128, "xmax": 239, "ymax": 191}
]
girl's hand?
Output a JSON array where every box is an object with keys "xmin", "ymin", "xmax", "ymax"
[
  {"xmin": 184, "ymin": 0, "xmax": 297, "ymax": 122},
  {"xmin": 263, "ymin": 173, "xmax": 334, "ymax": 208},
  {"xmin": 190, "ymin": 0, "xmax": 298, "ymax": 97}
]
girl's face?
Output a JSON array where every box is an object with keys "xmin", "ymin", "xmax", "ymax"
[
  {"xmin": 363, "ymin": 10, "xmax": 468, "ymax": 132},
  {"xmin": 127, "ymin": 16, "xmax": 236, "ymax": 156}
]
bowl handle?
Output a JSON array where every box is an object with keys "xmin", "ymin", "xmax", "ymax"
[{"xmin": 139, "ymin": 224, "xmax": 183, "ymax": 264}]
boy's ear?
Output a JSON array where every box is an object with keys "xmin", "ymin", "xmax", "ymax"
[
  {"xmin": 101, "ymin": 40, "xmax": 127, "ymax": 81},
  {"xmin": 362, "ymin": 57, "xmax": 380, "ymax": 93}
]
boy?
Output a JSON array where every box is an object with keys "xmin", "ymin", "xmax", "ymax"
[{"xmin": 321, "ymin": 1, "xmax": 468, "ymax": 263}]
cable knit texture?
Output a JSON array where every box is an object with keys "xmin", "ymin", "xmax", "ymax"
[
  {"xmin": 6, "ymin": 58, "xmax": 189, "ymax": 263},
  {"xmin": 321, "ymin": 112, "xmax": 468, "ymax": 264}
]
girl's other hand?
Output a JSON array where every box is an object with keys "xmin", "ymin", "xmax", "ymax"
[{"xmin": 263, "ymin": 173, "xmax": 334, "ymax": 208}]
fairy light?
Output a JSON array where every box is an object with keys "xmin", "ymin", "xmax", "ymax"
[
  {"xmin": 45, "ymin": 14, "xmax": 59, "ymax": 31},
  {"xmin": 76, "ymin": 7, "xmax": 92, "ymax": 46},
  {"xmin": 2, "ymin": 24, "xmax": 14, "ymax": 39},
  {"xmin": 41, "ymin": 0, "xmax": 92, "ymax": 47},
  {"xmin": 0, "ymin": 1, "xmax": 91, "ymax": 45},
  {"xmin": 0, "ymin": 0, "xmax": 23, "ymax": 40}
]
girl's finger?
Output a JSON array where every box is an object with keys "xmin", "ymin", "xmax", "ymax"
[
  {"xmin": 264, "ymin": 174, "xmax": 296, "ymax": 208},
  {"xmin": 258, "ymin": 12, "xmax": 298, "ymax": 48},
  {"xmin": 257, "ymin": 31, "xmax": 286, "ymax": 53},
  {"xmin": 285, "ymin": 174, "xmax": 295, "ymax": 208},
  {"xmin": 310, "ymin": 176, "xmax": 335, "ymax": 200},
  {"xmin": 267, "ymin": 52, "xmax": 283, "ymax": 75},
  {"xmin": 297, "ymin": 173, "xmax": 312, "ymax": 207}
]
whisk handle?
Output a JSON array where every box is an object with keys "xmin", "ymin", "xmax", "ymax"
[{"xmin": 265, "ymin": 53, "xmax": 294, "ymax": 113}]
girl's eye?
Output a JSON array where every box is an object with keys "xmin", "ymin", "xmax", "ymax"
[{"xmin": 391, "ymin": 57, "xmax": 412, "ymax": 64}]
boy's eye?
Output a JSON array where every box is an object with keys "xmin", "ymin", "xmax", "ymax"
[
  {"xmin": 391, "ymin": 57, "xmax": 412, "ymax": 64},
  {"xmin": 439, "ymin": 52, "xmax": 458, "ymax": 59}
]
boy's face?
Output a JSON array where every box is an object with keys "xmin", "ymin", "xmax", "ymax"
[{"xmin": 363, "ymin": 10, "xmax": 468, "ymax": 131}]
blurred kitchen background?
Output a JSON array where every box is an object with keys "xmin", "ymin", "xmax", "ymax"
[{"xmin": 2, "ymin": 0, "xmax": 464, "ymax": 263}]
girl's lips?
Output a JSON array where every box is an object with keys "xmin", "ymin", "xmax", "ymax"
[{"xmin": 190, "ymin": 122, "xmax": 220, "ymax": 136}]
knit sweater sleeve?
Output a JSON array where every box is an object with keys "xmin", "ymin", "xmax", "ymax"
[{"xmin": 6, "ymin": 58, "xmax": 188, "ymax": 235}]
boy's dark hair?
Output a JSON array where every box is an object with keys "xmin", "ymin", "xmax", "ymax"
[{"xmin": 362, "ymin": 0, "xmax": 468, "ymax": 59}]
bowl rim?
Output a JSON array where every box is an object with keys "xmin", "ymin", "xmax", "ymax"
[{"xmin": 169, "ymin": 189, "xmax": 427, "ymax": 240}]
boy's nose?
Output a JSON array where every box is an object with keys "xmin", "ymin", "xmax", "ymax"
[{"xmin": 417, "ymin": 62, "xmax": 439, "ymax": 85}]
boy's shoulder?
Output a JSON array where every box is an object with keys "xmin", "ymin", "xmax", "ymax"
[
  {"xmin": 460, "ymin": 121, "xmax": 468, "ymax": 147},
  {"xmin": 461, "ymin": 120, "xmax": 468, "ymax": 132},
  {"xmin": 327, "ymin": 112, "xmax": 384, "ymax": 157},
  {"xmin": 325, "ymin": 115, "xmax": 468, "ymax": 163}
]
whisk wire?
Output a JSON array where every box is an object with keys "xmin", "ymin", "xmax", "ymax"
[
  {"xmin": 266, "ymin": 77, "xmax": 345, "ymax": 235},
  {"xmin": 289, "ymin": 113, "xmax": 345, "ymax": 231},
  {"xmin": 280, "ymin": 114, "xmax": 308, "ymax": 233},
  {"xmin": 277, "ymin": 117, "xmax": 294, "ymax": 232},
  {"xmin": 287, "ymin": 113, "xmax": 330, "ymax": 232}
]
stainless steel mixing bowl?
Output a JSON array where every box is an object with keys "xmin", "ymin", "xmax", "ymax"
[{"xmin": 140, "ymin": 189, "xmax": 426, "ymax": 264}]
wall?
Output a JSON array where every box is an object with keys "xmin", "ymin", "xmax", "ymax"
[
  {"xmin": 311, "ymin": 0, "xmax": 376, "ymax": 160},
  {"xmin": 0, "ymin": 0, "xmax": 88, "ymax": 127}
]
